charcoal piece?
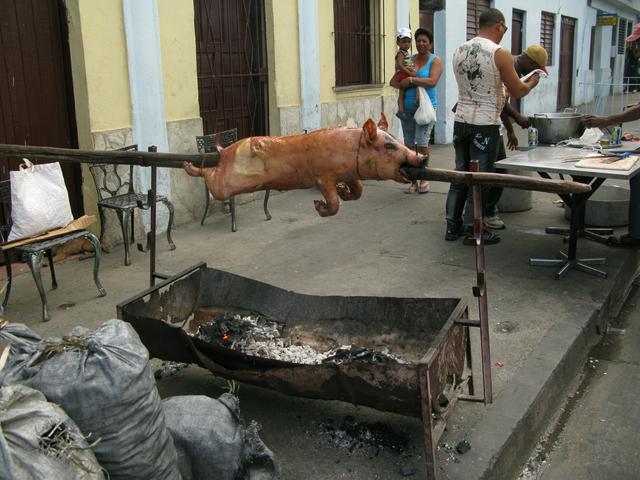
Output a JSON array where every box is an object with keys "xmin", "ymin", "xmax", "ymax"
[
  {"xmin": 400, "ymin": 464, "xmax": 416, "ymax": 476},
  {"xmin": 455, "ymin": 439, "xmax": 471, "ymax": 455}
]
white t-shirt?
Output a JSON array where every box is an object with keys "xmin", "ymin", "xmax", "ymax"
[{"xmin": 453, "ymin": 36, "xmax": 506, "ymax": 126}]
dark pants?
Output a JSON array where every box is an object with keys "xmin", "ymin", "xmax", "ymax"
[
  {"xmin": 445, "ymin": 121, "xmax": 501, "ymax": 229},
  {"xmin": 485, "ymin": 137, "xmax": 507, "ymax": 217}
]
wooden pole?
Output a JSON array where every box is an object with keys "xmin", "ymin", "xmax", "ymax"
[
  {"xmin": 0, "ymin": 143, "xmax": 591, "ymax": 195},
  {"xmin": 0, "ymin": 144, "xmax": 219, "ymax": 168}
]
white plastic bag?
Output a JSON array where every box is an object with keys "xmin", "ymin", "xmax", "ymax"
[
  {"xmin": 7, "ymin": 159, "xmax": 73, "ymax": 241},
  {"xmin": 414, "ymin": 87, "xmax": 436, "ymax": 126}
]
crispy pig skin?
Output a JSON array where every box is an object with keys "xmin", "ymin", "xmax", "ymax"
[{"xmin": 184, "ymin": 115, "xmax": 427, "ymax": 217}]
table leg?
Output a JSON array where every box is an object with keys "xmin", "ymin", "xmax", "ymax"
[{"xmin": 530, "ymin": 175, "xmax": 608, "ymax": 279}]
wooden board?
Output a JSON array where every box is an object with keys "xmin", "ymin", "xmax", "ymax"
[
  {"xmin": 575, "ymin": 155, "xmax": 639, "ymax": 171},
  {"xmin": 0, "ymin": 215, "xmax": 96, "ymax": 250}
]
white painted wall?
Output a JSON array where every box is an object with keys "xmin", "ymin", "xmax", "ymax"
[
  {"xmin": 431, "ymin": 0, "xmax": 640, "ymax": 143},
  {"xmin": 123, "ymin": 0, "xmax": 170, "ymax": 232}
]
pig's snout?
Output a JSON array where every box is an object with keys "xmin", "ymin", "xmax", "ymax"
[{"xmin": 399, "ymin": 154, "xmax": 429, "ymax": 182}]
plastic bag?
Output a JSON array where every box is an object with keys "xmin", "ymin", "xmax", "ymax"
[
  {"xmin": 0, "ymin": 384, "xmax": 105, "ymax": 480},
  {"xmin": 6, "ymin": 320, "xmax": 181, "ymax": 480},
  {"xmin": 414, "ymin": 87, "xmax": 436, "ymax": 126},
  {"xmin": 8, "ymin": 159, "xmax": 73, "ymax": 241},
  {"xmin": 162, "ymin": 394, "xmax": 277, "ymax": 480}
]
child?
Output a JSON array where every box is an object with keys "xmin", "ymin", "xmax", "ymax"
[{"xmin": 391, "ymin": 27, "xmax": 417, "ymax": 118}]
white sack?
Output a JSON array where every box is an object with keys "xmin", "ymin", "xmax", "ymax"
[
  {"xmin": 414, "ymin": 87, "xmax": 436, "ymax": 126},
  {"xmin": 8, "ymin": 159, "xmax": 73, "ymax": 241}
]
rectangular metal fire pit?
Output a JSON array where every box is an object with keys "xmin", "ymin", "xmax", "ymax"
[{"xmin": 118, "ymin": 263, "xmax": 475, "ymax": 477}]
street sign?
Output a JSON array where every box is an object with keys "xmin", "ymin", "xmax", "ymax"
[{"xmin": 596, "ymin": 14, "xmax": 618, "ymax": 26}]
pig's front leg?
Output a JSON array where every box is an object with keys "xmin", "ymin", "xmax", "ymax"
[
  {"xmin": 336, "ymin": 180, "xmax": 363, "ymax": 201},
  {"xmin": 314, "ymin": 179, "xmax": 340, "ymax": 217}
]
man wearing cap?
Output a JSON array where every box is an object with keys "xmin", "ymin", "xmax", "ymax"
[
  {"xmin": 582, "ymin": 23, "xmax": 640, "ymax": 247},
  {"xmin": 445, "ymin": 8, "xmax": 540, "ymax": 245},
  {"xmin": 484, "ymin": 45, "xmax": 549, "ymax": 230}
]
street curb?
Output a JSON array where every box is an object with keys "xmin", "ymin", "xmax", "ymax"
[{"xmin": 443, "ymin": 250, "xmax": 640, "ymax": 480}]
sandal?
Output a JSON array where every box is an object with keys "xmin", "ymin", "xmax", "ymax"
[
  {"xmin": 608, "ymin": 234, "xmax": 640, "ymax": 248},
  {"xmin": 417, "ymin": 181, "xmax": 430, "ymax": 194},
  {"xmin": 404, "ymin": 183, "xmax": 417, "ymax": 194}
]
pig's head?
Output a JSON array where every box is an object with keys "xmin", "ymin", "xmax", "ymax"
[{"xmin": 356, "ymin": 115, "xmax": 427, "ymax": 183}]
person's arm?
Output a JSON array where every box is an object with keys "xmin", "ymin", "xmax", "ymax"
[
  {"xmin": 398, "ymin": 56, "xmax": 442, "ymax": 89},
  {"xmin": 495, "ymin": 48, "xmax": 539, "ymax": 99},
  {"xmin": 501, "ymin": 110, "xmax": 518, "ymax": 150},
  {"xmin": 502, "ymin": 101, "xmax": 530, "ymax": 128},
  {"xmin": 583, "ymin": 103, "xmax": 640, "ymax": 128}
]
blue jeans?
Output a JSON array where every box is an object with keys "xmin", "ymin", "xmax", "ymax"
[
  {"xmin": 399, "ymin": 113, "xmax": 435, "ymax": 148},
  {"xmin": 445, "ymin": 122, "xmax": 501, "ymax": 229}
]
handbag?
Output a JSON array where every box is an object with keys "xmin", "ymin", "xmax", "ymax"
[
  {"xmin": 414, "ymin": 87, "xmax": 437, "ymax": 126},
  {"xmin": 7, "ymin": 159, "xmax": 74, "ymax": 241}
]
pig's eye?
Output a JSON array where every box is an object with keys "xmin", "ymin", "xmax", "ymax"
[{"xmin": 384, "ymin": 143, "xmax": 397, "ymax": 150}]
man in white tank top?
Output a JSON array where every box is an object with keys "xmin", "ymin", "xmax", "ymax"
[{"xmin": 445, "ymin": 8, "xmax": 540, "ymax": 245}]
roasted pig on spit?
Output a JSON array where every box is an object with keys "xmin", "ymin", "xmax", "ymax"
[{"xmin": 184, "ymin": 114, "xmax": 590, "ymax": 217}]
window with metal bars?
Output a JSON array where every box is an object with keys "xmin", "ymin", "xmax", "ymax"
[
  {"xmin": 617, "ymin": 19, "xmax": 627, "ymax": 55},
  {"xmin": 466, "ymin": 0, "xmax": 490, "ymax": 40},
  {"xmin": 540, "ymin": 12, "xmax": 555, "ymax": 65},
  {"xmin": 333, "ymin": 0, "xmax": 384, "ymax": 88}
]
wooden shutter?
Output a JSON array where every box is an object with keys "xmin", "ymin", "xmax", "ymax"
[
  {"xmin": 540, "ymin": 12, "xmax": 555, "ymax": 65},
  {"xmin": 466, "ymin": 0, "xmax": 490, "ymax": 40}
]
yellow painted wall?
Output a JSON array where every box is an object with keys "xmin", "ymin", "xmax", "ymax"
[
  {"xmin": 158, "ymin": 0, "xmax": 200, "ymax": 121},
  {"xmin": 269, "ymin": 0, "xmax": 300, "ymax": 107},
  {"xmin": 76, "ymin": 0, "xmax": 131, "ymax": 133},
  {"xmin": 267, "ymin": 0, "xmax": 403, "ymax": 107}
]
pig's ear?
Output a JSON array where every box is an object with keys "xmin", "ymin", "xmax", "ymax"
[
  {"xmin": 378, "ymin": 112, "xmax": 389, "ymax": 132},
  {"xmin": 363, "ymin": 118, "xmax": 378, "ymax": 144}
]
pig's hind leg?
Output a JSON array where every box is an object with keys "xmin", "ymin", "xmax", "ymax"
[
  {"xmin": 314, "ymin": 181, "xmax": 341, "ymax": 217},
  {"xmin": 336, "ymin": 180, "xmax": 363, "ymax": 201}
]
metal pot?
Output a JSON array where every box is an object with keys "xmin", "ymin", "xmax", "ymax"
[{"xmin": 528, "ymin": 109, "xmax": 586, "ymax": 144}]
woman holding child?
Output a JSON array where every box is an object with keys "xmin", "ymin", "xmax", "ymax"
[{"xmin": 391, "ymin": 27, "xmax": 442, "ymax": 194}]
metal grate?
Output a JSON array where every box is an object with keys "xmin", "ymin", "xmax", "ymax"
[
  {"xmin": 466, "ymin": 0, "xmax": 490, "ymax": 40},
  {"xmin": 333, "ymin": 0, "xmax": 385, "ymax": 87},
  {"xmin": 540, "ymin": 12, "xmax": 555, "ymax": 65}
]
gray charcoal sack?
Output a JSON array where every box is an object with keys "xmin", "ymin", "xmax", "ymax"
[
  {"xmin": 0, "ymin": 321, "xmax": 42, "ymax": 385},
  {"xmin": 162, "ymin": 393, "xmax": 277, "ymax": 480},
  {"xmin": 0, "ymin": 384, "xmax": 104, "ymax": 480},
  {"xmin": 5, "ymin": 319, "xmax": 181, "ymax": 480}
]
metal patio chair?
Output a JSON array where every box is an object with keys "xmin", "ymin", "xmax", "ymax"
[
  {"xmin": 0, "ymin": 179, "xmax": 106, "ymax": 322},
  {"xmin": 196, "ymin": 129, "xmax": 271, "ymax": 232},
  {"xmin": 88, "ymin": 145, "xmax": 176, "ymax": 266}
]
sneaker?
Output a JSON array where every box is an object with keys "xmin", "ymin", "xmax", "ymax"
[
  {"xmin": 463, "ymin": 231, "xmax": 501, "ymax": 245},
  {"xmin": 484, "ymin": 215, "xmax": 506, "ymax": 230},
  {"xmin": 445, "ymin": 224, "xmax": 462, "ymax": 241}
]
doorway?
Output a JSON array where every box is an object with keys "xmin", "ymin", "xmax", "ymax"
[
  {"xmin": 510, "ymin": 10, "xmax": 524, "ymax": 112},
  {"xmin": 194, "ymin": 0, "xmax": 269, "ymax": 138},
  {"xmin": 557, "ymin": 16, "xmax": 576, "ymax": 110},
  {"xmin": 0, "ymin": 0, "xmax": 83, "ymax": 216}
]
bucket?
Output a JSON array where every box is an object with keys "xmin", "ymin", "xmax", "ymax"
[
  {"xmin": 564, "ymin": 184, "xmax": 630, "ymax": 227},
  {"xmin": 497, "ymin": 169, "xmax": 533, "ymax": 213}
]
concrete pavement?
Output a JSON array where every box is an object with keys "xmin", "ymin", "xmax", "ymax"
[{"xmin": 3, "ymin": 122, "xmax": 639, "ymax": 479}]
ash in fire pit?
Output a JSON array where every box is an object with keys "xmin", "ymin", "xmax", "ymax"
[
  {"xmin": 318, "ymin": 415, "xmax": 410, "ymax": 454},
  {"xmin": 193, "ymin": 310, "xmax": 404, "ymax": 365}
]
